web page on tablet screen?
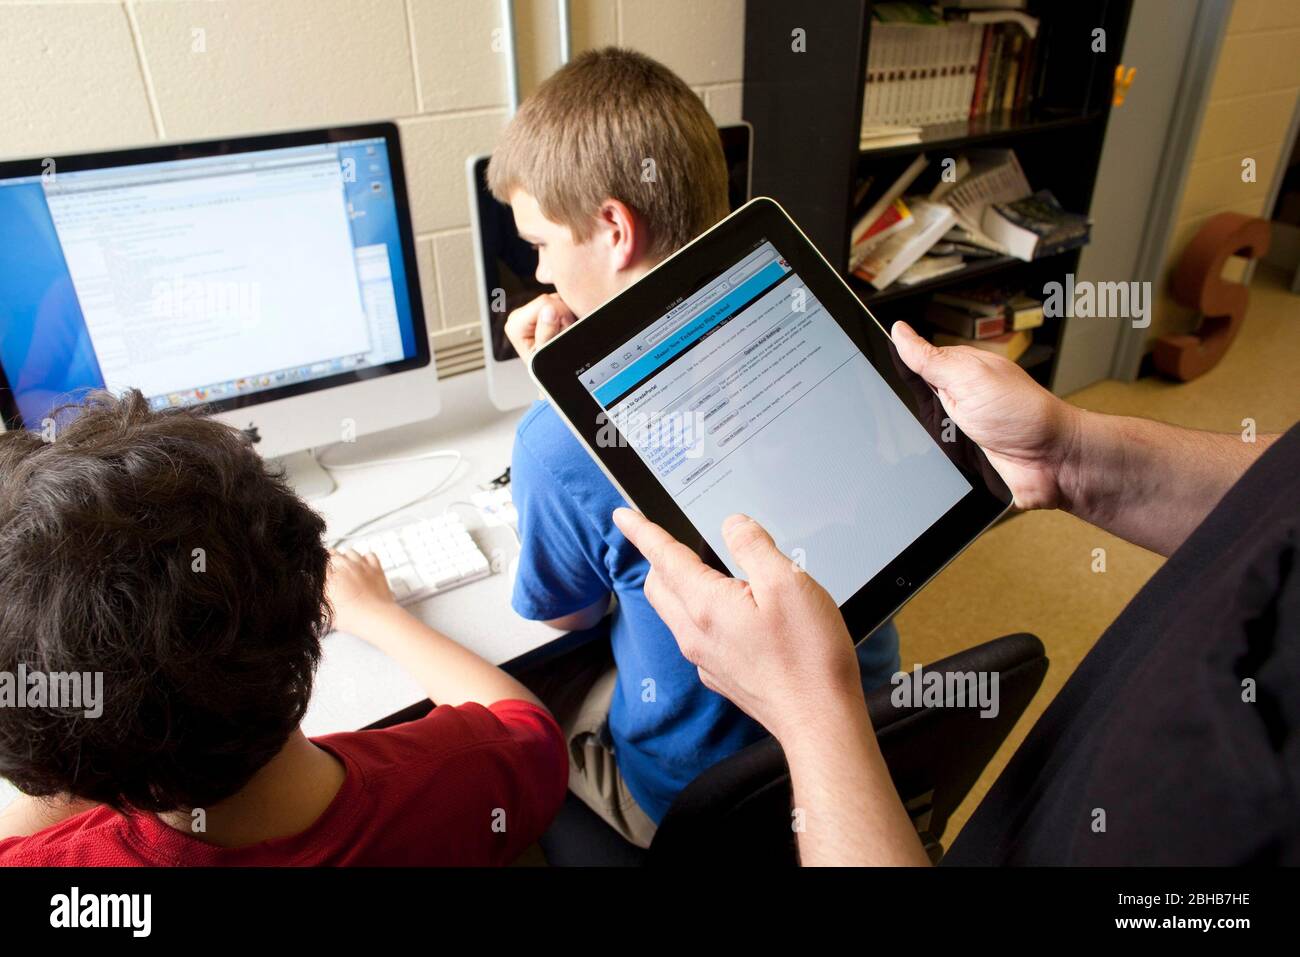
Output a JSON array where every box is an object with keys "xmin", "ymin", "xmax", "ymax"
[{"xmin": 579, "ymin": 239, "xmax": 972, "ymax": 603}]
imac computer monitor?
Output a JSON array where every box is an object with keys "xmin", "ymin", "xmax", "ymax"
[
  {"xmin": 0, "ymin": 122, "xmax": 437, "ymax": 496},
  {"xmin": 467, "ymin": 122, "xmax": 754, "ymax": 410}
]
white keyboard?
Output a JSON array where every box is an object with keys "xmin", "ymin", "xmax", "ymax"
[{"xmin": 346, "ymin": 513, "xmax": 492, "ymax": 605}]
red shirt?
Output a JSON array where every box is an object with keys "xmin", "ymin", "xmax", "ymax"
[{"xmin": 0, "ymin": 700, "xmax": 567, "ymax": 866}]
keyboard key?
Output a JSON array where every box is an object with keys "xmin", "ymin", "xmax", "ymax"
[{"xmin": 344, "ymin": 514, "xmax": 493, "ymax": 606}]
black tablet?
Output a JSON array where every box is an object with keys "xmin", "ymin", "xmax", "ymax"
[{"xmin": 530, "ymin": 198, "xmax": 1012, "ymax": 641}]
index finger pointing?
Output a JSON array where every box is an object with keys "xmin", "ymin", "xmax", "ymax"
[
  {"xmin": 613, "ymin": 507, "xmax": 680, "ymax": 566},
  {"xmin": 613, "ymin": 507, "xmax": 729, "ymax": 595}
]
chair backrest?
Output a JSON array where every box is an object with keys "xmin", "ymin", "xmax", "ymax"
[{"xmin": 645, "ymin": 632, "xmax": 1048, "ymax": 866}]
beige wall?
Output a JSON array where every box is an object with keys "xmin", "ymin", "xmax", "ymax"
[
  {"xmin": 1151, "ymin": 0, "xmax": 1300, "ymax": 341},
  {"xmin": 0, "ymin": 0, "xmax": 745, "ymax": 371}
]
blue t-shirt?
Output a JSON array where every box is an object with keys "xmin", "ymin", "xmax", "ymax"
[{"xmin": 510, "ymin": 400, "xmax": 900, "ymax": 822}]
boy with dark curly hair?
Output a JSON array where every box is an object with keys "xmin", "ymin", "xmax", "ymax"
[{"xmin": 0, "ymin": 390, "xmax": 566, "ymax": 865}]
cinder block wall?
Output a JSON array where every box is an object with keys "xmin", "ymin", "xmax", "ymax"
[{"xmin": 0, "ymin": 0, "xmax": 745, "ymax": 373}]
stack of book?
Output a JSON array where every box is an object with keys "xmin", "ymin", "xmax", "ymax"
[
  {"xmin": 861, "ymin": 2, "xmax": 1040, "ymax": 147},
  {"xmin": 921, "ymin": 286, "xmax": 1045, "ymax": 362},
  {"xmin": 847, "ymin": 148, "xmax": 1091, "ymax": 290},
  {"xmin": 849, "ymin": 154, "xmax": 964, "ymax": 289},
  {"xmin": 854, "ymin": 198, "xmax": 958, "ymax": 290}
]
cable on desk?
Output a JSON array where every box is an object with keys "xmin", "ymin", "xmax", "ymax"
[
  {"xmin": 313, "ymin": 446, "xmax": 463, "ymax": 471},
  {"xmin": 323, "ymin": 449, "xmax": 464, "ymax": 547}
]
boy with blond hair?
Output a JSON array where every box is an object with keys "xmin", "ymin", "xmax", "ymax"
[{"xmin": 488, "ymin": 47, "xmax": 900, "ymax": 845}]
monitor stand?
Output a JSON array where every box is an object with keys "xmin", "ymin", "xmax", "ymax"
[{"xmin": 274, "ymin": 450, "xmax": 337, "ymax": 500}]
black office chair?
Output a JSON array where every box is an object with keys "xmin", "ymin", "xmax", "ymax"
[{"xmin": 539, "ymin": 632, "xmax": 1048, "ymax": 866}]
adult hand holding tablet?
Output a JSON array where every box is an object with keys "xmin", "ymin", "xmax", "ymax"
[
  {"xmin": 609, "ymin": 504, "xmax": 932, "ymax": 867},
  {"xmin": 529, "ymin": 197, "xmax": 1014, "ymax": 641},
  {"xmin": 610, "ymin": 507, "xmax": 862, "ymax": 739}
]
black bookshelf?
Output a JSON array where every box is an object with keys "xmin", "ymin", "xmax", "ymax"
[
  {"xmin": 742, "ymin": 0, "xmax": 1133, "ymax": 390},
  {"xmin": 850, "ymin": 246, "xmax": 1080, "ymax": 306},
  {"xmin": 856, "ymin": 109, "xmax": 1106, "ymax": 161}
]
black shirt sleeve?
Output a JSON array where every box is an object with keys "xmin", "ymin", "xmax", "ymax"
[{"xmin": 944, "ymin": 424, "xmax": 1300, "ymax": 865}]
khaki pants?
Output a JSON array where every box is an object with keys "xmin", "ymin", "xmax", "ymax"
[{"xmin": 516, "ymin": 640, "xmax": 658, "ymax": 849}]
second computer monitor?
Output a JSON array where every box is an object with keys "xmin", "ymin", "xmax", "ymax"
[{"xmin": 467, "ymin": 122, "xmax": 754, "ymax": 410}]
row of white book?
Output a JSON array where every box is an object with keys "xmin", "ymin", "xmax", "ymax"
[{"xmin": 863, "ymin": 22, "xmax": 986, "ymax": 129}]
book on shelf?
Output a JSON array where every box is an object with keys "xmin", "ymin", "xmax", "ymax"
[
  {"xmin": 860, "ymin": 124, "xmax": 923, "ymax": 149},
  {"xmin": 852, "ymin": 198, "xmax": 956, "ymax": 290},
  {"xmin": 1007, "ymin": 292, "xmax": 1045, "ymax": 331},
  {"xmin": 931, "ymin": 285, "xmax": 1046, "ymax": 332},
  {"xmin": 933, "ymin": 328, "xmax": 1032, "ymax": 362},
  {"xmin": 983, "ymin": 190, "xmax": 1092, "ymax": 261},
  {"xmin": 932, "ymin": 285, "xmax": 1008, "ymax": 316},
  {"xmin": 940, "ymin": 224, "xmax": 1007, "ymax": 256},
  {"xmin": 1002, "ymin": 28, "xmax": 1023, "ymax": 114},
  {"xmin": 844, "ymin": 143, "xmax": 1089, "ymax": 292},
  {"xmin": 942, "ymin": 148, "xmax": 1031, "ymax": 234},
  {"xmin": 936, "ymin": 236, "xmax": 1003, "ymax": 258},
  {"xmin": 848, "ymin": 153, "xmax": 927, "ymax": 267},
  {"xmin": 984, "ymin": 22, "xmax": 1006, "ymax": 117},
  {"xmin": 950, "ymin": 9, "xmax": 1039, "ymax": 40},
  {"xmin": 974, "ymin": 21, "xmax": 1038, "ymax": 119},
  {"xmin": 923, "ymin": 301, "xmax": 1006, "ymax": 339},
  {"xmin": 849, "ymin": 197, "xmax": 914, "ymax": 270},
  {"xmin": 939, "ymin": 0, "xmax": 1028, "ymax": 10},
  {"xmin": 896, "ymin": 253, "xmax": 966, "ymax": 286}
]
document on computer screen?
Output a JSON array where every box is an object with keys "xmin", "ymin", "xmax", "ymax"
[
  {"xmin": 583, "ymin": 241, "xmax": 972, "ymax": 603},
  {"xmin": 44, "ymin": 157, "xmax": 373, "ymax": 398}
]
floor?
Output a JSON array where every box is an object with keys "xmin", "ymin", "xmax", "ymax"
[{"xmin": 894, "ymin": 264, "xmax": 1300, "ymax": 844}]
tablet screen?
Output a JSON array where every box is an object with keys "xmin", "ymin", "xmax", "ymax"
[{"xmin": 578, "ymin": 238, "xmax": 973, "ymax": 603}]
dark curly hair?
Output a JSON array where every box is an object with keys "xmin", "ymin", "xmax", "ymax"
[{"xmin": 0, "ymin": 390, "xmax": 329, "ymax": 812}]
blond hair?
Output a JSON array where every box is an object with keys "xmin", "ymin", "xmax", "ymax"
[{"xmin": 487, "ymin": 47, "xmax": 730, "ymax": 260}]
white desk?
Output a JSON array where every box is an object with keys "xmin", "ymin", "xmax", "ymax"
[
  {"xmin": 0, "ymin": 370, "xmax": 560, "ymax": 812},
  {"xmin": 301, "ymin": 369, "xmax": 561, "ymax": 736}
]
